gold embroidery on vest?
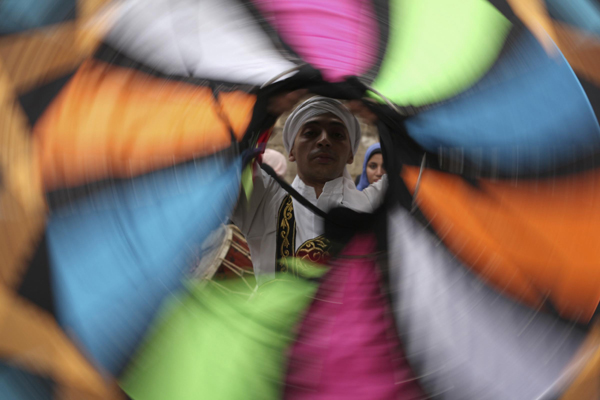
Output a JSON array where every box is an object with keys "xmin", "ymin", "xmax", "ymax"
[
  {"xmin": 276, "ymin": 195, "xmax": 332, "ymax": 274},
  {"xmin": 296, "ymin": 235, "xmax": 331, "ymax": 265},
  {"xmin": 276, "ymin": 195, "xmax": 295, "ymax": 272}
]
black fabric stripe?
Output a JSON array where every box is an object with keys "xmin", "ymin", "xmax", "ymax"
[
  {"xmin": 369, "ymin": 101, "xmax": 448, "ymax": 234},
  {"xmin": 46, "ymin": 146, "xmax": 239, "ymax": 212},
  {"xmin": 209, "ymin": 83, "xmax": 238, "ymax": 144},
  {"xmin": 93, "ymin": 42, "xmax": 256, "ymax": 94},
  {"xmin": 18, "ymin": 71, "xmax": 75, "ymax": 129},
  {"xmin": 371, "ymin": 89, "xmax": 600, "ymax": 181},
  {"xmin": 16, "ymin": 232, "xmax": 56, "ymax": 318},
  {"xmin": 239, "ymin": 67, "xmax": 368, "ymax": 152},
  {"xmin": 486, "ymin": 0, "xmax": 519, "ymax": 22},
  {"xmin": 0, "ymin": 363, "xmax": 54, "ymax": 399},
  {"xmin": 0, "ymin": 0, "xmax": 76, "ymax": 36},
  {"xmin": 541, "ymin": 297, "xmax": 596, "ymax": 330},
  {"xmin": 578, "ymin": 75, "xmax": 600, "ymax": 123},
  {"xmin": 355, "ymin": 0, "xmax": 392, "ymax": 83},
  {"xmin": 239, "ymin": 0, "xmax": 389, "ymax": 84},
  {"xmin": 237, "ymin": 0, "xmax": 303, "ymax": 64},
  {"xmin": 260, "ymin": 163, "xmax": 330, "ymax": 222}
]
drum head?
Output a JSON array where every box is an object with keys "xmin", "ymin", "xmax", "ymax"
[{"xmin": 191, "ymin": 224, "xmax": 232, "ymax": 280}]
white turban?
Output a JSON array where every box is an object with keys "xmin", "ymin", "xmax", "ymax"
[{"xmin": 282, "ymin": 96, "xmax": 361, "ymax": 155}]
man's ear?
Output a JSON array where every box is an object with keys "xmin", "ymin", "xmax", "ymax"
[
  {"xmin": 288, "ymin": 149, "xmax": 296, "ymax": 162},
  {"xmin": 346, "ymin": 154, "xmax": 354, "ymax": 165}
]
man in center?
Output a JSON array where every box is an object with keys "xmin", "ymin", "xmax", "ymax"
[{"xmin": 232, "ymin": 96, "xmax": 386, "ymax": 281}]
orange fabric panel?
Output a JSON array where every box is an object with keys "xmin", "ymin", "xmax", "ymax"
[
  {"xmin": 553, "ymin": 22, "xmax": 600, "ymax": 87},
  {"xmin": 403, "ymin": 167, "xmax": 600, "ymax": 322},
  {"xmin": 220, "ymin": 90, "xmax": 260, "ymax": 140},
  {"xmin": 35, "ymin": 60, "xmax": 255, "ymax": 190},
  {"xmin": 507, "ymin": 0, "xmax": 600, "ymax": 86}
]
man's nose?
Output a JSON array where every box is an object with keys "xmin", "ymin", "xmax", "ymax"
[{"xmin": 316, "ymin": 130, "xmax": 331, "ymax": 146}]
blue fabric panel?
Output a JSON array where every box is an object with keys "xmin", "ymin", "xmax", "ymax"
[
  {"xmin": 405, "ymin": 28, "xmax": 600, "ymax": 175},
  {"xmin": 546, "ymin": 0, "xmax": 600, "ymax": 35},
  {"xmin": 46, "ymin": 156, "xmax": 241, "ymax": 375},
  {"xmin": 0, "ymin": 0, "xmax": 75, "ymax": 35},
  {"xmin": 0, "ymin": 363, "xmax": 53, "ymax": 400}
]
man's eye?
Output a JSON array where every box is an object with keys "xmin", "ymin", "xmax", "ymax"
[{"xmin": 332, "ymin": 131, "xmax": 345, "ymax": 138}]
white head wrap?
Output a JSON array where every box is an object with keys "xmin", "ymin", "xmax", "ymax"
[{"xmin": 282, "ymin": 96, "xmax": 361, "ymax": 156}]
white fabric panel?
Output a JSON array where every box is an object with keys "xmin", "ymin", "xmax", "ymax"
[
  {"xmin": 387, "ymin": 206, "xmax": 588, "ymax": 400},
  {"xmin": 105, "ymin": 0, "xmax": 296, "ymax": 85}
]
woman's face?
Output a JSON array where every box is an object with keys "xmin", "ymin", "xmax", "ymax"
[{"xmin": 366, "ymin": 153, "xmax": 385, "ymax": 184}]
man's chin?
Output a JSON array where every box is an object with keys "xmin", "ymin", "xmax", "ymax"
[{"xmin": 311, "ymin": 170, "xmax": 345, "ymax": 183}]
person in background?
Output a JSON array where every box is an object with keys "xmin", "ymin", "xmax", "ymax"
[
  {"xmin": 261, "ymin": 148, "xmax": 288, "ymax": 179},
  {"xmin": 356, "ymin": 143, "xmax": 385, "ymax": 191}
]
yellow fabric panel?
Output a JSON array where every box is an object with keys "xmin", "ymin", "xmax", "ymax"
[
  {"xmin": 0, "ymin": 62, "xmax": 46, "ymax": 289},
  {"xmin": 34, "ymin": 60, "xmax": 255, "ymax": 190},
  {"xmin": 404, "ymin": 167, "xmax": 600, "ymax": 322},
  {"xmin": 506, "ymin": 0, "xmax": 558, "ymax": 52},
  {"xmin": 0, "ymin": 289, "xmax": 119, "ymax": 399},
  {"xmin": 0, "ymin": 14, "xmax": 110, "ymax": 94},
  {"xmin": 77, "ymin": 0, "xmax": 112, "ymax": 19},
  {"xmin": 560, "ymin": 324, "xmax": 600, "ymax": 400}
]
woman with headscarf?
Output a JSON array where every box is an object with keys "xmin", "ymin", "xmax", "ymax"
[{"xmin": 356, "ymin": 143, "xmax": 386, "ymax": 191}]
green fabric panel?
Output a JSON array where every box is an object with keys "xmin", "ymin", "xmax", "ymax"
[
  {"xmin": 279, "ymin": 257, "xmax": 329, "ymax": 279},
  {"xmin": 120, "ymin": 273, "xmax": 319, "ymax": 400},
  {"xmin": 241, "ymin": 163, "xmax": 254, "ymax": 205},
  {"xmin": 372, "ymin": 0, "xmax": 511, "ymax": 106}
]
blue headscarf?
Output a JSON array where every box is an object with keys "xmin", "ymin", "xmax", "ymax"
[{"xmin": 356, "ymin": 143, "xmax": 381, "ymax": 191}]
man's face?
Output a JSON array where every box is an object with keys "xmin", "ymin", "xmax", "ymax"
[{"xmin": 289, "ymin": 113, "xmax": 354, "ymax": 186}]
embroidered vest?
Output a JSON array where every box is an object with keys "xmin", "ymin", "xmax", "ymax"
[{"xmin": 276, "ymin": 195, "xmax": 331, "ymax": 273}]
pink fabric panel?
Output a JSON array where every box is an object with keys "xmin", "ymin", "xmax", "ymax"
[
  {"xmin": 252, "ymin": 0, "xmax": 378, "ymax": 81},
  {"xmin": 284, "ymin": 235, "xmax": 426, "ymax": 400}
]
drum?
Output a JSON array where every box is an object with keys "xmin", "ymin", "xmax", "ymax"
[{"xmin": 192, "ymin": 224, "xmax": 253, "ymax": 281}]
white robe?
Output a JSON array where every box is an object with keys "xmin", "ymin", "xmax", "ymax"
[{"xmin": 232, "ymin": 169, "xmax": 386, "ymax": 282}]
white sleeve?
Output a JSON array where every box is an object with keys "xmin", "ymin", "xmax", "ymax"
[
  {"xmin": 362, "ymin": 174, "xmax": 388, "ymax": 210},
  {"xmin": 231, "ymin": 167, "xmax": 281, "ymax": 238}
]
